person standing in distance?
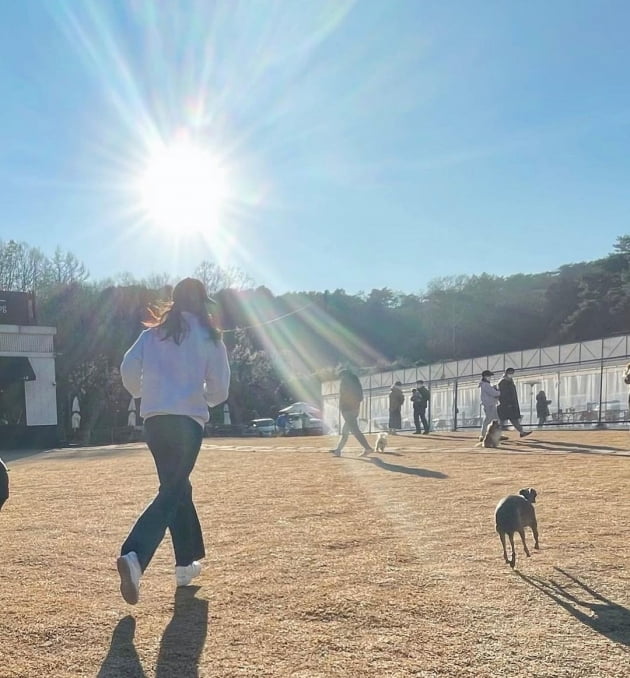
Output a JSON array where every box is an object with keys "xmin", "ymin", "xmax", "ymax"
[
  {"xmin": 536, "ymin": 390, "xmax": 552, "ymax": 429},
  {"xmin": 623, "ymin": 362, "xmax": 630, "ymax": 412},
  {"xmin": 331, "ymin": 368, "xmax": 374, "ymax": 457},
  {"xmin": 0, "ymin": 457, "xmax": 9, "ymax": 511},
  {"xmin": 388, "ymin": 381, "xmax": 405, "ymax": 433},
  {"xmin": 117, "ymin": 278, "xmax": 231, "ymax": 605},
  {"xmin": 497, "ymin": 368, "xmax": 531, "ymax": 438},
  {"xmin": 412, "ymin": 380, "xmax": 430, "ymax": 434},
  {"xmin": 478, "ymin": 370, "xmax": 501, "ymax": 441}
]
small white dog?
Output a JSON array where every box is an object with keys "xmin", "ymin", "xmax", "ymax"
[{"xmin": 376, "ymin": 432, "xmax": 388, "ymax": 453}]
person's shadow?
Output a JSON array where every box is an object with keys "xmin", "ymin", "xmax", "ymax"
[
  {"xmin": 516, "ymin": 567, "xmax": 630, "ymax": 646},
  {"xmin": 156, "ymin": 586, "xmax": 209, "ymax": 677},
  {"xmin": 98, "ymin": 587, "xmax": 209, "ymax": 677},
  {"xmin": 97, "ymin": 616, "xmax": 145, "ymax": 678}
]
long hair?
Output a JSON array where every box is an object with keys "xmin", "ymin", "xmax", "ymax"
[{"xmin": 143, "ymin": 278, "xmax": 221, "ymax": 344}]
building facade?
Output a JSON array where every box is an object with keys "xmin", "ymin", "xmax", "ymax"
[{"xmin": 0, "ymin": 291, "xmax": 57, "ymax": 448}]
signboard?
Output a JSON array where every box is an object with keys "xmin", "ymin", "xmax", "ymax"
[{"xmin": 0, "ymin": 291, "xmax": 35, "ymax": 325}]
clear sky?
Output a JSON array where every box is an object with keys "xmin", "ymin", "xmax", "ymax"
[{"xmin": 1, "ymin": 0, "xmax": 630, "ymax": 295}]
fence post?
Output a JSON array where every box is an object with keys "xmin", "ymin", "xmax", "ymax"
[
  {"xmin": 368, "ymin": 374, "xmax": 372, "ymax": 434},
  {"xmin": 452, "ymin": 380, "xmax": 458, "ymax": 431},
  {"xmin": 428, "ymin": 364, "xmax": 432, "ymax": 432}
]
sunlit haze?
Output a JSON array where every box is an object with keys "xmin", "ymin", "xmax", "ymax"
[
  {"xmin": 1, "ymin": 1, "xmax": 630, "ymax": 293},
  {"xmin": 136, "ymin": 133, "xmax": 229, "ymax": 236}
]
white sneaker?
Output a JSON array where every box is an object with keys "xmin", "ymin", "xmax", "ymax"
[
  {"xmin": 175, "ymin": 561, "xmax": 202, "ymax": 587},
  {"xmin": 117, "ymin": 551, "xmax": 142, "ymax": 605}
]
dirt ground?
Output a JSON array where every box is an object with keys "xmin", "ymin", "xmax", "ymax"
[{"xmin": 0, "ymin": 429, "xmax": 628, "ymax": 677}]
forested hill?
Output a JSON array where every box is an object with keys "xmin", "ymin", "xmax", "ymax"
[
  {"xmin": 2, "ymin": 236, "xmax": 630, "ymax": 425},
  {"xmin": 219, "ymin": 238, "xmax": 630, "ymax": 376}
]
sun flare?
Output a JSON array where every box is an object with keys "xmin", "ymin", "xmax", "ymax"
[{"xmin": 136, "ymin": 135, "xmax": 228, "ymax": 235}]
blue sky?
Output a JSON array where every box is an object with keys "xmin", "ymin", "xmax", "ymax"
[{"xmin": 1, "ymin": 0, "xmax": 630, "ymax": 295}]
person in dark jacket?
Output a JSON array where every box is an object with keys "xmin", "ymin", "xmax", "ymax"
[
  {"xmin": 497, "ymin": 368, "xmax": 531, "ymax": 438},
  {"xmin": 624, "ymin": 362, "xmax": 630, "ymax": 410},
  {"xmin": 411, "ymin": 380, "xmax": 430, "ymax": 434},
  {"xmin": 0, "ymin": 457, "xmax": 8, "ymax": 511},
  {"xmin": 536, "ymin": 391, "xmax": 552, "ymax": 428},
  {"xmin": 388, "ymin": 381, "xmax": 405, "ymax": 433},
  {"xmin": 331, "ymin": 368, "xmax": 374, "ymax": 457}
]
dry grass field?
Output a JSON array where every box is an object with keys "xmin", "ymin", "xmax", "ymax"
[{"xmin": 0, "ymin": 429, "xmax": 629, "ymax": 677}]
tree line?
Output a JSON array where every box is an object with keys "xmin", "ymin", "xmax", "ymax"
[{"xmin": 2, "ymin": 236, "xmax": 630, "ymax": 438}]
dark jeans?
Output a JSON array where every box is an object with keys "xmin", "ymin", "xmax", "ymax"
[
  {"xmin": 500, "ymin": 417, "xmax": 524, "ymax": 433},
  {"xmin": 121, "ymin": 415, "xmax": 205, "ymax": 571},
  {"xmin": 336, "ymin": 409, "xmax": 371, "ymax": 451},
  {"xmin": 413, "ymin": 406, "xmax": 429, "ymax": 433}
]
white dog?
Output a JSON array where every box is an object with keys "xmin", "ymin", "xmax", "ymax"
[{"xmin": 376, "ymin": 432, "xmax": 388, "ymax": 453}]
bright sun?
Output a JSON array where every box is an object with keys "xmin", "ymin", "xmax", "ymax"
[{"xmin": 137, "ymin": 136, "xmax": 228, "ymax": 235}]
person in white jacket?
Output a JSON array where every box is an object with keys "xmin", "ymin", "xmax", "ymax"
[
  {"xmin": 116, "ymin": 278, "xmax": 230, "ymax": 605},
  {"xmin": 479, "ymin": 370, "xmax": 501, "ymax": 441}
]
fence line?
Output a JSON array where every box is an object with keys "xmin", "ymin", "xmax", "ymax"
[{"xmin": 321, "ymin": 338, "xmax": 630, "ymax": 435}]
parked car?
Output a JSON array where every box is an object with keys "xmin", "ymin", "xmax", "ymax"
[{"xmin": 246, "ymin": 418, "xmax": 277, "ymax": 437}]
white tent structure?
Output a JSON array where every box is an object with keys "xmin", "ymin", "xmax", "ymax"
[
  {"xmin": 321, "ymin": 334, "xmax": 630, "ymax": 434},
  {"xmin": 279, "ymin": 402, "xmax": 321, "ymax": 416}
]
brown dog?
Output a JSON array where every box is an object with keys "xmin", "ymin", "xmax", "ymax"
[
  {"xmin": 481, "ymin": 420, "xmax": 502, "ymax": 448},
  {"xmin": 494, "ymin": 488, "xmax": 539, "ymax": 568}
]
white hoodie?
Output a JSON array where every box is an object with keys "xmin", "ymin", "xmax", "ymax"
[
  {"xmin": 479, "ymin": 379, "xmax": 500, "ymax": 410},
  {"xmin": 121, "ymin": 312, "xmax": 231, "ymax": 428}
]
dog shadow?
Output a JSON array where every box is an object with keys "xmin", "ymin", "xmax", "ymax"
[
  {"xmin": 516, "ymin": 568, "xmax": 630, "ymax": 646},
  {"xmin": 543, "ymin": 440, "xmax": 629, "ymax": 453},
  {"xmin": 357, "ymin": 456, "xmax": 448, "ymax": 478},
  {"xmin": 98, "ymin": 587, "xmax": 209, "ymax": 678},
  {"xmin": 421, "ymin": 434, "xmax": 471, "ymax": 441},
  {"xmin": 519, "ymin": 440, "xmax": 630, "ymax": 456}
]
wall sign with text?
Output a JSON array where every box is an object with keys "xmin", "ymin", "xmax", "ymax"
[{"xmin": 0, "ymin": 291, "xmax": 35, "ymax": 325}]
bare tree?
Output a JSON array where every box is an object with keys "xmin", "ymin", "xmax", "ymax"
[
  {"xmin": 49, "ymin": 247, "xmax": 89, "ymax": 285},
  {"xmin": 0, "ymin": 240, "xmax": 50, "ymax": 292},
  {"xmin": 194, "ymin": 260, "xmax": 253, "ymax": 294}
]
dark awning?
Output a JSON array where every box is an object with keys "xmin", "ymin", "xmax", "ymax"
[{"xmin": 0, "ymin": 357, "xmax": 36, "ymax": 387}]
